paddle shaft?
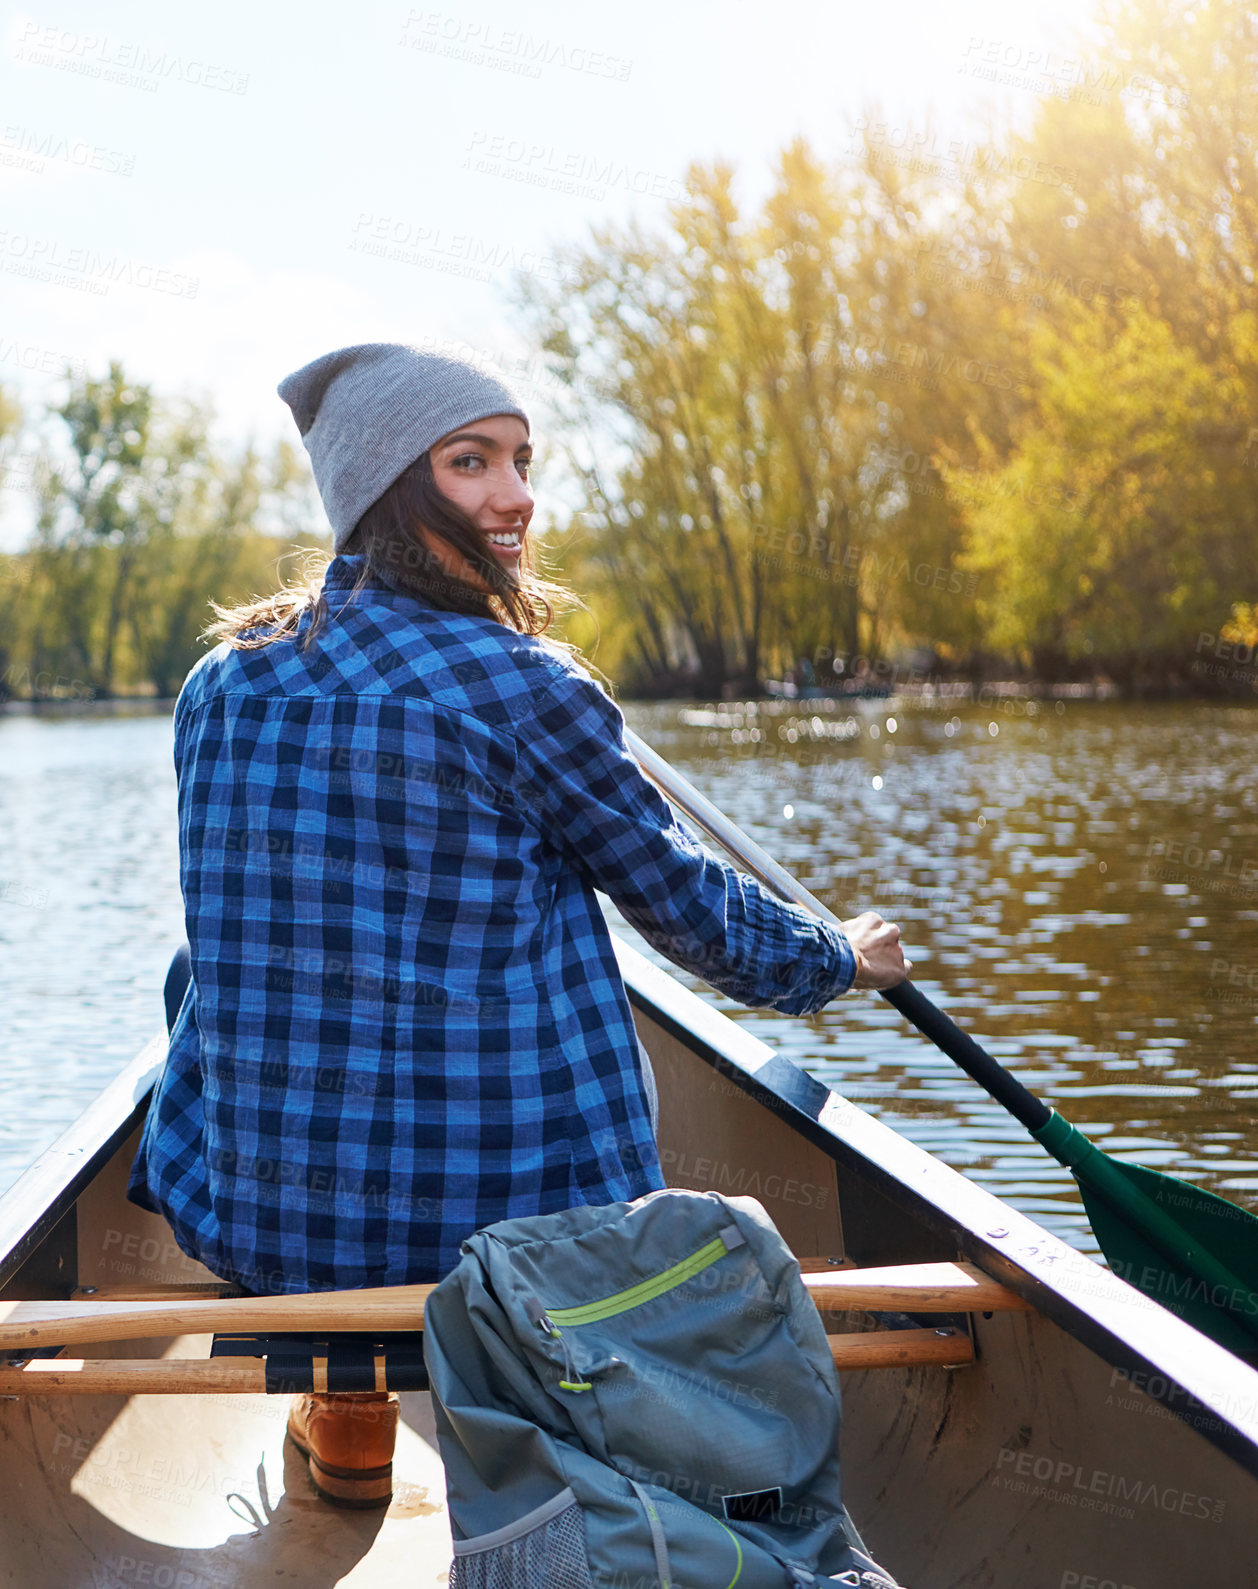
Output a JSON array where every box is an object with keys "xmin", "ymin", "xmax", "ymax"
[
  {"xmin": 0, "ymin": 1263, "xmax": 1024, "ymax": 1352},
  {"xmin": 624, "ymin": 728, "xmax": 1050, "ymax": 1131}
]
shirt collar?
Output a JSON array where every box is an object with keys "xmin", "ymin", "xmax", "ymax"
[
  {"xmin": 318, "ymin": 553, "xmax": 427, "ymax": 610},
  {"xmin": 320, "ymin": 553, "xmax": 370, "ymax": 595}
]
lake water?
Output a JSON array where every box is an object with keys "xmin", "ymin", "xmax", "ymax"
[{"xmin": 1, "ymin": 697, "xmax": 1255, "ymax": 1255}]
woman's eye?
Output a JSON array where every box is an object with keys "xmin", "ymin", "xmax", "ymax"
[
  {"xmin": 452, "ymin": 453, "xmax": 483, "ymax": 470},
  {"xmin": 516, "ymin": 458, "xmax": 532, "ymax": 479}
]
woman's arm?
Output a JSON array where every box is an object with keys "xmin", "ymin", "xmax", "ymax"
[{"xmin": 514, "ymin": 665, "xmax": 907, "ymax": 1015}]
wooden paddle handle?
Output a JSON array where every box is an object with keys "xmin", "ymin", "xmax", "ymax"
[
  {"xmin": 0, "ymin": 1262, "xmax": 1025, "ymax": 1352},
  {"xmin": 0, "ymin": 1283, "xmax": 435, "ymax": 1350}
]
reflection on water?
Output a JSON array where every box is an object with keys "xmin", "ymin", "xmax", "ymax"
[
  {"xmin": 1, "ymin": 699, "xmax": 1256, "ymax": 1254},
  {"xmin": 611, "ymin": 697, "xmax": 1258, "ymax": 1252}
]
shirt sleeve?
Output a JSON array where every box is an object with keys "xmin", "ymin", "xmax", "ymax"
[{"xmin": 513, "ymin": 661, "xmax": 856, "ymax": 1015}]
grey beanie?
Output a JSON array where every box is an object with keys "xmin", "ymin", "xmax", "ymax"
[{"xmin": 276, "ymin": 342, "xmax": 530, "ymax": 552}]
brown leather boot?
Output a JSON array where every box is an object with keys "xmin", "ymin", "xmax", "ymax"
[{"xmin": 286, "ymin": 1390, "xmax": 400, "ymax": 1508}]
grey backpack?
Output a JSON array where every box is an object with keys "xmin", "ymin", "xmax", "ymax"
[{"xmin": 423, "ymin": 1188, "xmax": 905, "ymax": 1588}]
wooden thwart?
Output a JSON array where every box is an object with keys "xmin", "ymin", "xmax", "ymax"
[
  {"xmin": 0, "ymin": 1326, "xmax": 973, "ymax": 1394},
  {"xmin": 0, "ymin": 1260, "xmax": 1026, "ymax": 1355},
  {"xmin": 0, "ymin": 1358, "xmax": 274, "ymax": 1394},
  {"xmin": 801, "ymin": 1260, "xmax": 1031, "ymax": 1314},
  {"xmin": 829, "ymin": 1327, "xmax": 973, "ymax": 1371}
]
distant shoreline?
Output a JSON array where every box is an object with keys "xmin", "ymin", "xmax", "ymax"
[
  {"xmin": 0, "ymin": 695, "xmax": 177, "ymax": 716},
  {"xmin": 3, "ymin": 678, "xmax": 1257, "ymax": 716}
]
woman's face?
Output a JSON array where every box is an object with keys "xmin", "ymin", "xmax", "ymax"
[{"xmin": 426, "ymin": 413, "xmax": 534, "ymax": 588}]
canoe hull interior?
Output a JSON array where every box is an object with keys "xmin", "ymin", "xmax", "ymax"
[
  {"xmin": 643, "ymin": 989, "xmax": 1258, "ymax": 1589},
  {"xmin": 2, "ymin": 939, "xmax": 1257, "ymax": 1587}
]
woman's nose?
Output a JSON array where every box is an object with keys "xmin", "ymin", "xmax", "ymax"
[{"xmin": 491, "ymin": 462, "xmax": 534, "ymax": 512}]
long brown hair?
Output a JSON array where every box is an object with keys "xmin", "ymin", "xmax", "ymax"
[{"xmin": 207, "ymin": 451, "xmax": 582, "ymax": 654}]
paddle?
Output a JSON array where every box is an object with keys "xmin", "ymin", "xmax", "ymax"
[
  {"xmin": 623, "ymin": 726, "xmax": 1258, "ymax": 1355},
  {"xmin": 0, "ymin": 1265, "xmax": 1024, "ymax": 1355}
]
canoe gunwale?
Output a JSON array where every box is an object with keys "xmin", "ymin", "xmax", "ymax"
[
  {"xmin": 3, "ymin": 941, "xmax": 1258, "ymax": 1481},
  {"xmin": 0, "ymin": 1035, "xmax": 165, "ymax": 1295}
]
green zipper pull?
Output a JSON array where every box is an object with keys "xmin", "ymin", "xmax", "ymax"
[{"xmin": 535, "ymin": 1308, "xmax": 593, "ymax": 1392}]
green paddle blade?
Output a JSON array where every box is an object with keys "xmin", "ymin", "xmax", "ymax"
[
  {"xmin": 1078, "ymin": 1168, "xmax": 1258, "ymax": 1354},
  {"xmin": 1035, "ymin": 1111, "xmax": 1258, "ymax": 1354}
]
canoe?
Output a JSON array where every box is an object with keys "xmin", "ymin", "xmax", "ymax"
[{"xmin": 2, "ymin": 936, "xmax": 1257, "ymax": 1588}]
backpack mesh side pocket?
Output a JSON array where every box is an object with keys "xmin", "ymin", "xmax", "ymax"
[{"xmin": 450, "ymin": 1487, "xmax": 592, "ymax": 1589}]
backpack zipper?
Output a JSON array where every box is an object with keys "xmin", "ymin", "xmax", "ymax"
[{"xmin": 544, "ymin": 1225, "xmax": 743, "ymax": 1328}]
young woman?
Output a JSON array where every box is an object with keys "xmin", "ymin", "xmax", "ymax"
[{"xmin": 128, "ymin": 341, "xmax": 910, "ymax": 1503}]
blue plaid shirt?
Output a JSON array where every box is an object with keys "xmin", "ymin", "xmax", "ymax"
[{"xmin": 128, "ymin": 555, "xmax": 856, "ymax": 1293}]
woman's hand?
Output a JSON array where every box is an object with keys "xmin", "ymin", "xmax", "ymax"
[{"xmin": 842, "ymin": 911, "xmax": 912, "ymax": 990}]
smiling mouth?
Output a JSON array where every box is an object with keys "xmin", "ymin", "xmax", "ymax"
[{"xmin": 486, "ymin": 531, "xmax": 523, "ymax": 552}]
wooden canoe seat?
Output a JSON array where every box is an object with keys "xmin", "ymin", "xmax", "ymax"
[{"xmin": 0, "ymin": 1260, "xmax": 1023, "ymax": 1392}]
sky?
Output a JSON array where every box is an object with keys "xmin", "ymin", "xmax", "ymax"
[{"xmin": 0, "ymin": 0, "xmax": 1104, "ymax": 548}]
